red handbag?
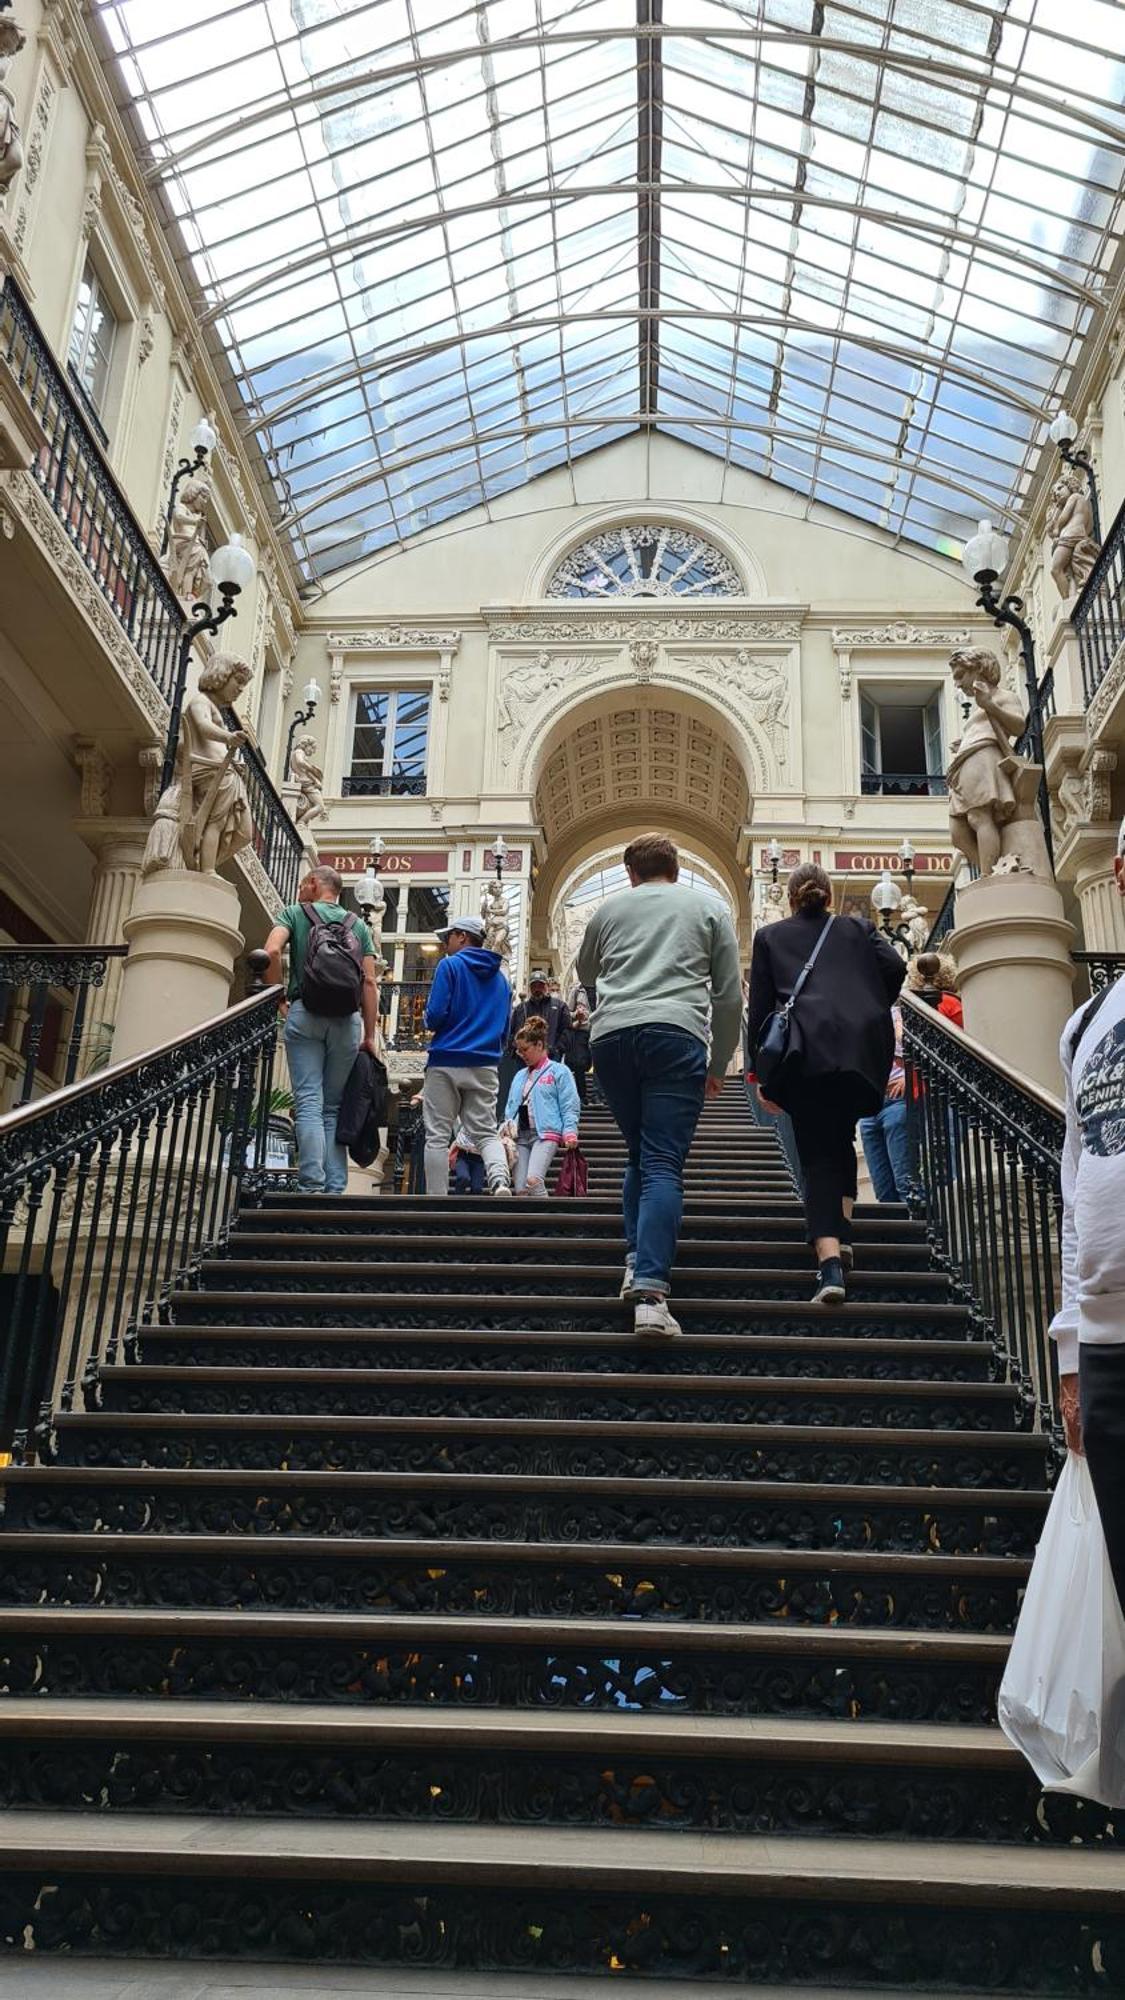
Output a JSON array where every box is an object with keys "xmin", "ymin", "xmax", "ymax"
[{"xmin": 555, "ymin": 1146, "xmax": 589, "ymax": 1197}]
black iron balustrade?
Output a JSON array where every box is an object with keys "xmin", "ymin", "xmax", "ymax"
[
  {"xmin": 0, "ymin": 277, "xmax": 183, "ymax": 711},
  {"xmin": 1073, "ymin": 489, "xmax": 1125, "ymax": 708},
  {"xmin": 221, "ymin": 709, "xmax": 304, "ymax": 906},
  {"xmin": 0, "ymin": 976, "xmax": 281, "ymax": 1462},
  {"xmin": 901, "ymin": 992, "xmax": 1065, "ymax": 1452},
  {"xmin": 391, "ymin": 979, "xmax": 433, "ymax": 1050},
  {"xmin": 0, "ymin": 945, "xmax": 128, "ymax": 1107},
  {"xmin": 1071, "ymin": 950, "xmax": 1125, "ymax": 996},
  {"xmin": 341, "ymin": 771, "xmax": 428, "ymax": 798},
  {"xmin": 860, "ymin": 772, "xmax": 949, "ymax": 797},
  {"xmin": 923, "ymin": 881, "xmax": 956, "ymax": 950}
]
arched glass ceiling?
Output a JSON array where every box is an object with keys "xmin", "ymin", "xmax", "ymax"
[{"xmin": 94, "ymin": 0, "xmax": 1125, "ymax": 585}]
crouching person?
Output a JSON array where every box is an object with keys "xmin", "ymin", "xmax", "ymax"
[
  {"xmin": 422, "ymin": 913, "xmax": 512, "ymax": 1198},
  {"xmin": 502, "ymin": 1016, "xmax": 581, "ymax": 1198}
]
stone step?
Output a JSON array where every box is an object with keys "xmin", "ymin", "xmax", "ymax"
[
  {"xmin": 51, "ymin": 1411, "xmax": 1046, "ymax": 1490},
  {"xmin": 255, "ymin": 1194, "xmax": 909, "ymax": 1221},
  {"xmin": 0, "ymin": 1526, "xmax": 1031, "ymax": 1633},
  {"xmin": 98, "ymin": 1364, "xmax": 1021, "ymax": 1430},
  {"xmin": 0, "ymin": 1478, "xmax": 1042, "ymax": 1577},
  {"xmin": 240, "ymin": 1206, "xmax": 925, "ymax": 1242},
  {"xmin": 226, "ymin": 1231, "xmax": 934, "ymax": 1270},
  {"xmin": 138, "ymin": 1324, "xmax": 995, "ymax": 1380},
  {"xmin": 3, "ymin": 1700, "xmax": 1100, "ymax": 1849},
  {"xmin": 0, "ymin": 1604, "xmax": 1010, "ymax": 1721},
  {"xmin": 0, "ymin": 1813, "xmax": 1120, "ymax": 1987}
]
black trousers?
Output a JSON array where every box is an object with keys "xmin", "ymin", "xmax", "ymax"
[
  {"xmin": 785, "ymin": 1076, "xmax": 869, "ymax": 1244},
  {"xmin": 1080, "ymin": 1343, "xmax": 1125, "ymax": 1616}
]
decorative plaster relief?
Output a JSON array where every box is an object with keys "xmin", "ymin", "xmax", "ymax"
[
  {"xmin": 327, "ymin": 628, "xmax": 463, "ymax": 703},
  {"xmin": 497, "ymin": 653, "xmax": 608, "ymax": 769},
  {"xmin": 487, "ymin": 613, "xmax": 802, "ymax": 645},
  {"xmin": 73, "ymin": 737, "xmax": 112, "ymax": 818},
  {"xmin": 831, "ymin": 622, "xmax": 972, "ymax": 700},
  {"xmin": 677, "ymin": 651, "xmax": 791, "ymax": 774},
  {"xmin": 1089, "ymin": 639, "xmax": 1125, "ymax": 741}
]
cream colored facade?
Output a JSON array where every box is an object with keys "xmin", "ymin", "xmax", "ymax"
[{"xmin": 0, "ymin": 0, "xmax": 1121, "ymax": 1091}]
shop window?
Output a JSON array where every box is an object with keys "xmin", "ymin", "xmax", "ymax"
[
  {"xmin": 860, "ymin": 687, "xmax": 945, "ymax": 797},
  {"xmin": 344, "ymin": 689, "xmax": 431, "ymax": 796}
]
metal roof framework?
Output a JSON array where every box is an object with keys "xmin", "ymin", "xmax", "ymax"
[{"xmin": 94, "ymin": 0, "xmax": 1125, "ymax": 585}]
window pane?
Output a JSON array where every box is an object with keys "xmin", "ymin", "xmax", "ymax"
[
  {"xmin": 351, "ymin": 691, "xmax": 389, "ymax": 772},
  {"xmin": 405, "ymin": 883, "xmax": 449, "ymax": 933},
  {"xmin": 390, "ymin": 691, "xmax": 431, "ymax": 780},
  {"xmin": 68, "ymin": 264, "xmax": 118, "ymax": 413}
]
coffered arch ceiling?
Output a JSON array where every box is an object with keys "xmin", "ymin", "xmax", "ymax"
[
  {"xmin": 534, "ymin": 699, "xmax": 750, "ymax": 854},
  {"xmin": 95, "ymin": 1, "xmax": 1125, "ymax": 585}
]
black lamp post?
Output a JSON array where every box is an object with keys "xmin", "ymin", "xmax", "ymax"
[
  {"xmin": 283, "ymin": 679, "xmax": 322, "ymax": 780},
  {"xmin": 160, "ymin": 416, "xmax": 218, "ymax": 559},
  {"xmin": 961, "ymin": 519, "xmax": 1053, "ymax": 871},
  {"xmin": 159, "ymin": 534, "xmax": 256, "ymax": 796},
  {"xmin": 1049, "ymin": 409, "xmax": 1101, "ymax": 542}
]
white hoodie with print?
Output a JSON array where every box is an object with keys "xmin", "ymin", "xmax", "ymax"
[{"xmin": 1049, "ymin": 974, "xmax": 1125, "ymax": 1377}]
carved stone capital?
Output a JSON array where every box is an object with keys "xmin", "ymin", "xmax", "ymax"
[{"xmin": 72, "ymin": 737, "xmax": 112, "ymax": 818}]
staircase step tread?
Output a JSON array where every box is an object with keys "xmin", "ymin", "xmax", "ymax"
[
  {"xmin": 2, "ymin": 1456, "xmax": 1048, "ymax": 1504},
  {"xmin": 56, "ymin": 1411, "xmax": 1038, "ymax": 1448},
  {"xmin": 0, "ymin": 1530, "xmax": 1034, "ymax": 1573},
  {"xmin": 0, "ymin": 1698, "xmax": 1016, "ymax": 1761},
  {"xmin": 0, "ymin": 1814, "xmax": 1115, "ymax": 1903},
  {"xmin": 0, "ymin": 1604, "xmax": 1009, "ymax": 1654},
  {"xmin": 205, "ymin": 1259, "xmax": 948, "ymax": 1292},
  {"xmin": 244, "ymin": 1210, "xmax": 924, "ymax": 1237},
  {"xmin": 103, "ymin": 1365, "xmax": 1018, "ymax": 1400},
  {"xmin": 141, "ymin": 1327, "xmax": 984, "ymax": 1357},
  {"xmin": 171, "ymin": 1294, "xmax": 969, "ymax": 1323}
]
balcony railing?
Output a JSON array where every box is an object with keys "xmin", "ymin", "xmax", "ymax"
[
  {"xmin": 222, "ymin": 710, "xmax": 304, "ymax": 908},
  {"xmin": 1071, "ymin": 951, "xmax": 1125, "ymax": 997},
  {"xmin": 1073, "ymin": 491, "xmax": 1125, "ymax": 708},
  {"xmin": 0, "ymin": 277, "xmax": 182, "ymax": 711},
  {"xmin": 861, "ymin": 771, "xmax": 948, "ymax": 797},
  {"xmin": 0, "ymin": 946, "xmax": 127, "ymax": 1106},
  {"xmin": 341, "ymin": 770, "xmax": 427, "ymax": 798}
]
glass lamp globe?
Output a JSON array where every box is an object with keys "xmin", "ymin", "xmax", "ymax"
[
  {"xmin": 355, "ymin": 868, "xmax": 379, "ymax": 908},
  {"xmin": 898, "ymin": 838, "xmax": 916, "ymax": 869},
  {"xmin": 190, "ymin": 415, "xmax": 218, "ymax": 456},
  {"xmin": 301, "ymin": 678, "xmax": 320, "ymax": 709},
  {"xmin": 1049, "ymin": 409, "xmax": 1078, "ymax": 448},
  {"xmin": 871, "ymin": 870, "xmax": 903, "ymax": 916},
  {"xmin": 961, "ymin": 519, "xmax": 1009, "ymax": 585},
  {"xmin": 209, "ymin": 533, "xmax": 256, "ymax": 596}
]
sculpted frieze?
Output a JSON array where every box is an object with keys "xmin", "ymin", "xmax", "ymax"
[
  {"xmin": 673, "ymin": 651, "xmax": 791, "ymax": 773},
  {"xmin": 485, "ymin": 613, "xmax": 802, "ymax": 645},
  {"xmin": 327, "ymin": 629, "xmax": 462, "ymax": 651}
]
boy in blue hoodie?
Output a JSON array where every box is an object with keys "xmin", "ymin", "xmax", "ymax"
[{"xmin": 422, "ymin": 913, "xmax": 513, "ymax": 1197}]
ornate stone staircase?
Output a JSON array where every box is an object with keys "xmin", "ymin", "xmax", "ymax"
[{"xmin": 0, "ymin": 1084, "xmax": 1121, "ymax": 1990}]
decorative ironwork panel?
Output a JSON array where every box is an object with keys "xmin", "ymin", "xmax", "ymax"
[{"xmin": 546, "ymin": 524, "xmax": 743, "ymax": 598}]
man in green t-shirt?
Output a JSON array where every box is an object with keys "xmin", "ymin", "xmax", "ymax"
[{"xmin": 265, "ymin": 865, "xmax": 379, "ymax": 1194}]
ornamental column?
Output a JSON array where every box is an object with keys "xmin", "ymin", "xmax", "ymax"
[{"xmin": 75, "ymin": 822, "xmax": 149, "ymax": 1064}]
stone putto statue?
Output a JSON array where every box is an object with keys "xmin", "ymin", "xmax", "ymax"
[
  {"xmin": 0, "ymin": 20, "xmax": 26, "ymax": 193},
  {"xmin": 166, "ymin": 470, "xmax": 214, "ymax": 605},
  {"xmin": 898, "ymin": 894, "xmax": 930, "ymax": 956},
  {"xmin": 946, "ymin": 647, "xmax": 1050, "ymax": 880},
  {"xmin": 143, "ymin": 655, "xmax": 254, "ymax": 878},
  {"xmin": 290, "ymin": 733, "xmax": 327, "ymax": 829},
  {"xmin": 758, "ymin": 882, "xmax": 786, "ymax": 926},
  {"xmin": 1046, "ymin": 473, "xmax": 1100, "ymax": 598},
  {"xmin": 481, "ymin": 876, "xmax": 512, "ymax": 960}
]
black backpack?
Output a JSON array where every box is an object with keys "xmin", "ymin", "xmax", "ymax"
[{"xmin": 300, "ymin": 906, "xmax": 365, "ymax": 1018}]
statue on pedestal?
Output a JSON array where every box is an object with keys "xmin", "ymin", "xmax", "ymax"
[
  {"xmin": 0, "ymin": 20, "xmax": 26, "ymax": 192},
  {"xmin": 290, "ymin": 734, "xmax": 327, "ymax": 830},
  {"xmin": 481, "ymin": 876, "xmax": 512, "ymax": 960},
  {"xmin": 1047, "ymin": 473, "xmax": 1100, "ymax": 599},
  {"xmin": 898, "ymin": 894, "xmax": 930, "ymax": 956},
  {"xmin": 758, "ymin": 882, "xmax": 786, "ymax": 927},
  {"xmin": 143, "ymin": 656, "xmax": 254, "ymax": 878},
  {"xmin": 946, "ymin": 647, "xmax": 1050, "ymax": 880},
  {"xmin": 166, "ymin": 470, "xmax": 214, "ymax": 605}
]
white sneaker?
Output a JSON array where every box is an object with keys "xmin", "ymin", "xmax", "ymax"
[
  {"xmin": 619, "ymin": 1254, "xmax": 637, "ymax": 1300},
  {"xmin": 491, "ymin": 1181, "xmax": 513, "ymax": 1200},
  {"xmin": 634, "ymin": 1297, "xmax": 681, "ymax": 1339}
]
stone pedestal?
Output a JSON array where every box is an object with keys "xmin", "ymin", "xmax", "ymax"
[
  {"xmin": 74, "ymin": 818, "xmax": 149, "ymax": 1064},
  {"xmin": 951, "ymin": 874, "xmax": 1076, "ymax": 1096},
  {"xmin": 113, "ymin": 870, "xmax": 244, "ymax": 1065}
]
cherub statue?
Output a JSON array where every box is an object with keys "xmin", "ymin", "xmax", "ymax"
[
  {"xmin": 947, "ymin": 647, "xmax": 1049, "ymax": 879},
  {"xmin": 898, "ymin": 894, "xmax": 930, "ymax": 955},
  {"xmin": 758, "ymin": 881, "xmax": 785, "ymax": 926},
  {"xmin": 143, "ymin": 655, "xmax": 254, "ymax": 877},
  {"xmin": 0, "ymin": 20, "xmax": 26, "ymax": 191},
  {"xmin": 166, "ymin": 470, "xmax": 213, "ymax": 605},
  {"xmin": 480, "ymin": 875, "xmax": 512, "ymax": 959},
  {"xmin": 1047, "ymin": 473, "xmax": 1100, "ymax": 599},
  {"xmin": 290, "ymin": 733, "xmax": 327, "ymax": 828}
]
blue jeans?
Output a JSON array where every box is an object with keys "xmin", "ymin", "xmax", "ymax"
[
  {"xmin": 284, "ymin": 999, "xmax": 361, "ymax": 1193},
  {"xmin": 859, "ymin": 1095, "xmax": 917, "ymax": 1203},
  {"xmin": 593, "ymin": 1024, "xmax": 708, "ymax": 1295}
]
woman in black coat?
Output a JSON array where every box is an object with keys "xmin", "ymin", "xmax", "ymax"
[{"xmin": 747, "ymin": 863, "xmax": 905, "ymax": 1304}]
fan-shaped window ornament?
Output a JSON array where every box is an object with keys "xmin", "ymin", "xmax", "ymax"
[{"xmin": 546, "ymin": 524, "xmax": 743, "ymax": 599}]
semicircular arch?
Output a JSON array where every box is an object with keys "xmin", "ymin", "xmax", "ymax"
[
  {"xmin": 517, "ymin": 669, "xmax": 768, "ymax": 802},
  {"xmin": 527, "ymin": 505, "xmax": 766, "ymax": 603}
]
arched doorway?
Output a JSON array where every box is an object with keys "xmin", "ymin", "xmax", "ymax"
[{"xmin": 550, "ymin": 845, "xmax": 736, "ymax": 999}]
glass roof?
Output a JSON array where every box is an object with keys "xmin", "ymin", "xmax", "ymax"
[{"xmin": 95, "ymin": 0, "xmax": 1125, "ymax": 585}]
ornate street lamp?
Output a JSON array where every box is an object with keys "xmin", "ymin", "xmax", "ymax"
[
  {"xmin": 160, "ymin": 414, "xmax": 218, "ymax": 558},
  {"xmin": 1049, "ymin": 408, "xmax": 1101, "ymax": 541},
  {"xmin": 492, "ymin": 833, "xmax": 509, "ymax": 883},
  {"xmin": 897, "ymin": 837, "xmax": 915, "ymax": 890},
  {"xmin": 159, "ymin": 534, "xmax": 256, "ymax": 796},
  {"xmin": 871, "ymin": 868, "xmax": 915, "ymax": 954},
  {"xmin": 283, "ymin": 678, "xmax": 322, "ymax": 780},
  {"xmin": 355, "ymin": 834, "xmax": 385, "ymax": 917},
  {"xmin": 766, "ymin": 837, "xmax": 782, "ymax": 885},
  {"xmin": 960, "ymin": 519, "xmax": 1053, "ymax": 868}
]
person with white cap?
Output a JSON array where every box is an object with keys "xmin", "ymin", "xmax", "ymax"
[
  {"xmin": 1050, "ymin": 811, "xmax": 1125, "ymax": 1607},
  {"xmin": 421, "ymin": 912, "xmax": 513, "ymax": 1198}
]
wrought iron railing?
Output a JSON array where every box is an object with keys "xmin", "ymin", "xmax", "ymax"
[
  {"xmin": 860, "ymin": 772, "xmax": 948, "ymax": 797},
  {"xmin": 1071, "ymin": 950, "xmax": 1125, "ymax": 996},
  {"xmin": 341, "ymin": 770, "xmax": 428, "ymax": 798},
  {"xmin": 0, "ymin": 277, "xmax": 183, "ymax": 711},
  {"xmin": 0, "ymin": 973, "xmax": 281, "ymax": 1461},
  {"xmin": 390, "ymin": 979, "xmax": 433, "ymax": 1049},
  {"xmin": 0, "ymin": 946, "xmax": 127, "ymax": 1106},
  {"xmin": 222, "ymin": 708, "xmax": 304, "ymax": 906},
  {"xmin": 902, "ymin": 992, "xmax": 1065, "ymax": 1453},
  {"xmin": 923, "ymin": 881, "xmax": 956, "ymax": 950},
  {"xmin": 1073, "ymin": 490, "xmax": 1125, "ymax": 708}
]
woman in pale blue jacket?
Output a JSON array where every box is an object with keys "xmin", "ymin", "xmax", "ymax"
[{"xmin": 502, "ymin": 1016, "xmax": 581, "ymax": 1198}]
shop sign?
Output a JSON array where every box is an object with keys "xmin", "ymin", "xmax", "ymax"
[
  {"xmin": 833, "ymin": 850, "xmax": 954, "ymax": 874},
  {"xmin": 324, "ymin": 850, "xmax": 451, "ymax": 875}
]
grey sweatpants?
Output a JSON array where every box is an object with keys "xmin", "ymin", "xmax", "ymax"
[{"xmin": 423, "ymin": 1065, "xmax": 510, "ymax": 1196}]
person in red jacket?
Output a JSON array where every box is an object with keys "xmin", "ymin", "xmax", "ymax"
[{"xmin": 909, "ymin": 951, "xmax": 963, "ymax": 1028}]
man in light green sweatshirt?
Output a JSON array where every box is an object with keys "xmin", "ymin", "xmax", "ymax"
[{"xmin": 576, "ymin": 833, "xmax": 742, "ymax": 1338}]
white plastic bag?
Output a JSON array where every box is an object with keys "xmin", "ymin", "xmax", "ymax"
[{"xmin": 999, "ymin": 1451, "xmax": 1125, "ymax": 1806}]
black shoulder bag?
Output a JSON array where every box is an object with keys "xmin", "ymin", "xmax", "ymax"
[{"xmin": 755, "ymin": 917, "xmax": 834, "ymax": 1097}]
